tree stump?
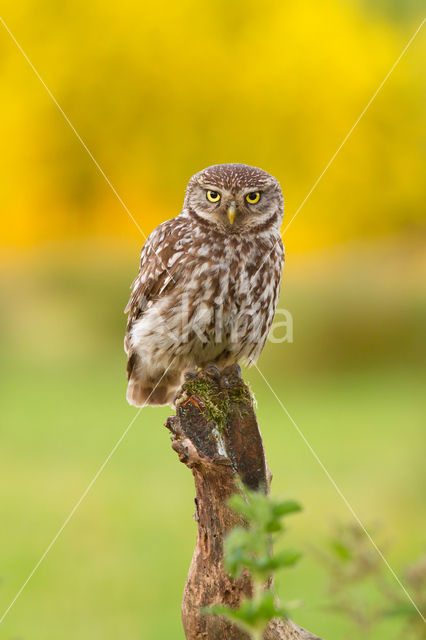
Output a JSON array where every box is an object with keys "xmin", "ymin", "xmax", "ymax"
[{"xmin": 165, "ymin": 365, "xmax": 322, "ymax": 640}]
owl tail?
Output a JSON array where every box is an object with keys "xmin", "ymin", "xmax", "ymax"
[
  {"xmin": 126, "ymin": 379, "xmax": 176, "ymax": 407},
  {"xmin": 126, "ymin": 352, "xmax": 179, "ymax": 407}
]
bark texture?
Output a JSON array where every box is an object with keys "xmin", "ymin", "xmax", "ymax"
[{"xmin": 165, "ymin": 365, "xmax": 322, "ymax": 640}]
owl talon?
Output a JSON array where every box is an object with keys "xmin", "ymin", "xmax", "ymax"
[
  {"xmin": 184, "ymin": 371, "xmax": 198, "ymax": 381},
  {"xmin": 202, "ymin": 365, "xmax": 221, "ymax": 381},
  {"xmin": 223, "ymin": 364, "xmax": 242, "ymax": 378}
]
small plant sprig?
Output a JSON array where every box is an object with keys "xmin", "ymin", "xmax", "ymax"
[
  {"xmin": 317, "ymin": 522, "xmax": 426, "ymax": 639},
  {"xmin": 206, "ymin": 483, "xmax": 303, "ymax": 640}
]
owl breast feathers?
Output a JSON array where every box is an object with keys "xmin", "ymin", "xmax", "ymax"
[{"xmin": 124, "ymin": 163, "xmax": 284, "ymax": 406}]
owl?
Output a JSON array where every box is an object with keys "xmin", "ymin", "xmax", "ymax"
[{"xmin": 124, "ymin": 163, "xmax": 284, "ymax": 407}]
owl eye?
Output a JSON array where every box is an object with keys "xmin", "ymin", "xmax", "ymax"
[
  {"xmin": 206, "ymin": 190, "xmax": 221, "ymax": 203},
  {"xmin": 246, "ymin": 191, "xmax": 261, "ymax": 204}
]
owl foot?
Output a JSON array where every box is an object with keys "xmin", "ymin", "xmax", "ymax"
[
  {"xmin": 222, "ymin": 363, "xmax": 242, "ymax": 378},
  {"xmin": 202, "ymin": 364, "xmax": 222, "ymax": 381}
]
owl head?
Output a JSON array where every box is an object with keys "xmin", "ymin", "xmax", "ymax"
[{"xmin": 184, "ymin": 163, "xmax": 283, "ymax": 233}]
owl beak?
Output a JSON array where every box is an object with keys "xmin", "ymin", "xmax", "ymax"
[{"xmin": 227, "ymin": 204, "xmax": 237, "ymax": 225}]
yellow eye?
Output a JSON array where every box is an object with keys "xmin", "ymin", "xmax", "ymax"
[
  {"xmin": 206, "ymin": 190, "xmax": 221, "ymax": 203},
  {"xmin": 246, "ymin": 191, "xmax": 261, "ymax": 204}
]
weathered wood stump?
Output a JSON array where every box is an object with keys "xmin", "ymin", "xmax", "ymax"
[{"xmin": 165, "ymin": 365, "xmax": 322, "ymax": 640}]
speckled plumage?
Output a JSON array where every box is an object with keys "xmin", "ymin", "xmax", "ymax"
[{"xmin": 124, "ymin": 163, "xmax": 284, "ymax": 406}]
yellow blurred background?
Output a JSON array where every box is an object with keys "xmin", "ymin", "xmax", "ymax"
[
  {"xmin": 1, "ymin": 0, "xmax": 425, "ymax": 252},
  {"xmin": 0, "ymin": 1, "xmax": 425, "ymax": 639}
]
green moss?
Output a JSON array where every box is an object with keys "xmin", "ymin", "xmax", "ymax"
[
  {"xmin": 228, "ymin": 382, "xmax": 254, "ymax": 406},
  {"xmin": 184, "ymin": 376, "xmax": 229, "ymax": 432},
  {"xmin": 184, "ymin": 375, "xmax": 255, "ymax": 433}
]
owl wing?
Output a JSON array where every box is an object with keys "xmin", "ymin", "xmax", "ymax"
[{"xmin": 124, "ymin": 218, "xmax": 188, "ymax": 378}]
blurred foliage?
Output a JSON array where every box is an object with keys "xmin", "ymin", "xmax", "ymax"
[
  {"xmin": 316, "ymin": 522, "xmax": 426, "ymax": 639},
  {"xmin": 207, "ymin": 487, "xmax": 302, "ymax": 640},
  {"xmin": 0, "ymin": 0, "xmax": 425, "ymax": 251}
]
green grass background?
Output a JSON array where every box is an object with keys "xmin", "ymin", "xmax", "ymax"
[{"xmin": 0, "ymin": 237, "xmax": 425, "ymax": 639}]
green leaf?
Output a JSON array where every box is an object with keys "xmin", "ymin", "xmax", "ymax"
[
  {"xmin": 382, "ymin": 602, "xmax": 417, "ymax": 618},
  {"xmin": 265, "ymin": 520, "xmax": 283, "ymax": 533},
  {"xmin": 227, "ymin": 492, "xmax": 302, "ymax": 536},
  {"xmin": 250, "ymin": 550, "xmax": 302, "ymax": 577},
  {"xmin": 227, "ymin": 493, "xmax": 252, "ymax": 517},
  {"xmin": 330, "ymin": 540, "xmax": 352, "ymax": 561},
  {"xmin": 268, "ymin": 549, "xmax": 302, "ymax": 569},
  {"xmin": 272, "ymin": 500, "xmax": 303, "ymax": 518},
  {"xmin": 205, "ymin": 591, "xmax": 290, "ymax": 631}
]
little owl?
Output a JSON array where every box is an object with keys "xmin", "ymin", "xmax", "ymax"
[{"xmin": 124, "ymin": 163, "xmax": 284, "ymax": 406}]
